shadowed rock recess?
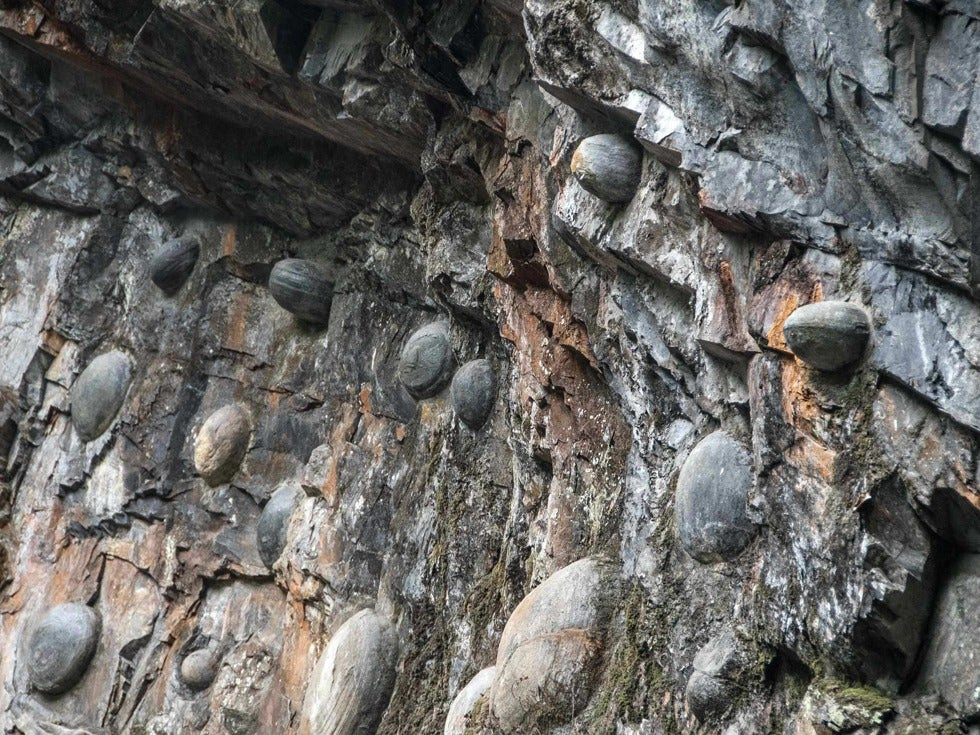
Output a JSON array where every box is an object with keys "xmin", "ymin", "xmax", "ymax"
[{"xmin": 0, "ymin": 0, "xmax": 979, "ymax": 732}]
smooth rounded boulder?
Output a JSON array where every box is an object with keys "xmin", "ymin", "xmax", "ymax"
[
  {"xmin": 450, "ymin": 359, "xmax": 495, "ymax": 429},
  {"xmin": 685, "ymin": 629, "xmax": 746, "ymax": 721},
  {"xmin": 444, "ymin": 666, "xmax": 495, "ymax": 735},
  {"xmin": 301, "ymin": 609, "xmax": 398, "ymax": 735},
  {"xmin": 149, "ymin": 238, "xmax": 199, "ymax": 296},
  {"xmin": 193, "ymin": 404, "xmax": 251, "ymax": 486},
  {"xmin": 70, "ymin": 351, "xmax": 132, "ymax": 442},
  {"xmin": 782, "ymin": 301, "xmax": 871, "ymax": 372},
  {"xmin": 256, "ymin": 483, "xmax": 301, "ymax": 568},
  {"xmin": 180, "ymin": 648, "xmax": 219, "ymax": 691},
  {"xmin": 490, "ymin": 557, "xmax": 618, "ymax": 733},
  {"xmin": 675, "ymin": 431, "xmax": 755, "ymax": 563},
  {"xmin": 268, "ymin": 258, "xmax": 334, "ymax": 326},
  {"xmin": 27, "ymin": 603, "xmax": 101, "ymax": 695},
  {"xmin": 570, "ymin": 133, "xmax": 643, "ymax": 203},
  {"xmin": 397, "ymin": 322, "xmax": 455, "ymax": 399}
]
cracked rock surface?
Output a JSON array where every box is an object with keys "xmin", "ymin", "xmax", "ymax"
[{"xmin": 0, "ymin": 0, "xmax": 978, "ymax": 733}]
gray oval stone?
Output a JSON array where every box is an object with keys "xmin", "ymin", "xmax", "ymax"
[
  {"xmin": 685, "ymin": 630, "xmax": 743, "ymax": 721},
  {"xmin": 675, "ymin": 431, "xmax": 755, "ymax": 563},
  {"xmin": 397, "ymin": 322, "xmax": 454, "ymax": 399},
  {"xmin": 193, "ymin": 404, "xmax": 251, "ymax": 486},
  {"xmin": 570, "ymin": 133, "xmax": 643, "ymax": 203},
  {"xmin": 180, "ymin": 649, "xmax": 218, "ymax": 691},
  {"xmin": 257, "ymin": 483, "xmax": 301, "ymax": 568},
  {"xmin": 70, "ymin": 351, "xmax": 132, "ymax": 442},
  {"xmin": 450, "ymin": 359, "xmax": 495, "ymax": 429},
  {"xmin": 149, "ymin": 238, "xmax": 199, "ymax": 296},
  {"xmin": 268, "ymin": 258, "xmax": 334, "ymax": 326},
  {"xmin": 782, "ymin": 301, "xmax": 871, "ymax": 372},
  {"xmin": 445, "ymin": 666, "xmax": 495, "ymax": 735},
  {"xmin": 27, "ymin": 603, "xmax": 101, "ymax": 694}
]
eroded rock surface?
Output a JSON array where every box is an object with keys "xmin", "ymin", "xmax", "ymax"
[{"xmin": 0, "ymin": 0, "xmax": 978, "ymax": 732}]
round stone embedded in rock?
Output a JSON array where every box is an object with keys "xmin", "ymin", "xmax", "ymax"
[
  {"xmin": 27, "ymin": 603, "xmax": 101, "ymax": 695},
  {"xmin": 180, "ymin": 648, "xmax": 218, "ymax": 691},
  {"xmin": 675, "ymin": 431, "xmax": 755, "ymax": 563},
  {"xmin": 445, "ymin": 666, "xmax": 495, "ymax": 735},
  {"xmin": 685, "ymin": 630, "xmax": 745, "ymax": 721},
  {"xmin": 70, "ymin": 350, "xmax": 132, "ymax": 442},
  {"xmin": 570, "ymin": 133, "xmax": 643, "ymax": 203},
  {"xmin": 256, "ymin": 483, "xmax": 301, "ymax": 568},
  {"xmin": 450, "ymin": 359, "xmax": 495, "ymax": 430},
  {"xmin": 149, "ymin": 238, "xmax": 199, "ymax": 296},
  {"xmin": 782, "ymin": 301, "xmax": 871, "ymax": 372},
  {"xmin": 301, "ymin": 609, "xmax": 398, "ymax": 735},
  {"xmin": 268, "ymin": 258, "xmax": 334, "ymax": 326},
  {"xmin": 193, "ymin": 404, "xmax": 251, "ymax": 486},
  {"xmin": 397, "ymin": 322, "xmax": 455, "ymax": 399}
]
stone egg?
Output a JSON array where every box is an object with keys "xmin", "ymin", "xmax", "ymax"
[
  {"xmin": 570, "ymin": 133, "xmax": 643, "ymax": 203},
  {"xmin": 149, "ymin": 238, "xmax": 199, "ymax": 296},
  {"xmin": 397, "ymin": 322, "xmax": 454, "ymax": 399},
  {"xmin": 193, "ymin": 403, "xmax": 251, "ymax": 486},
  {"xmin": 180, "ymin": 648, "xmax": 218, "ymax": 691},
  {"xmin": 782, "ymin": 301, "xmax": 871, "ymax": 372},
  {"xmin": 256, "ymin": 483, "xmax": 301, "ymax": 568},
  {"xmin": 70, "ymin": 350, "xmax": 132, "ymax": 442},
  {"xmin": 445, "ymin": 666, "xmax": 495, "ymax": 735},
  {"xmin": 488, "ymin": 557, "xmax": 618, "ymax": 732},
  {"xmin": 301, "ymin": 609, "xmax": 398, "ymax": 735},
  {"xmin": 268, "ymin": 258, "xmax": 334, "ymax": 326},
  {"xmin": 450, "ymin": 359, "xmax": 495, "ymax": 429},
  {"xmin": 492, "ymin": 630, "xmax": 601, "ymax": 733},
  {"xmin": 685, "ymin": 630, "xmax": 745, "ymax": 721},
  {"xmin": 675, "ymin": 431, "xmax": 755, "ymax": 563},
  {"xmin": 27, "ymin": 603, "xmax": 101, "ymax": 695}
]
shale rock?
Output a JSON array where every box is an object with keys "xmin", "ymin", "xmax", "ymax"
[
  {"xmin": 570, "ymin": 134, "xmax": 642, "ymax": 203},
  {"xmin": 450, "ymin": 359, "xmax": 495, "ymax": 429},
  {"xmin": 301, "ymin": 609, "xmax": 398, "ymax": 735},
  {"xmin": 268, "ymin": 258, "xmax": 334, "ymax": 326},
  {"xmin": 180, "ymin": 649, "xmax": 218, "ymax": 692},
  {"xmin": 26, "ymin": 604, "xmax": 101, "ymax": 695},
  {"xmin": 444, "ymin": 667, "xmax": 495, "ymax": 735},
  {"xmin": 193, "ymin": 404, "xmax": 251, "ymax": 486},
  {"xmin": 675, "ymin": 431, "xmax": 755, "ymax": 563},
  {"xmin": 914, "ymin": 553, "xmax": 980, "ymax": 717},
  {"xmin": 149, "ymin": 238, "xmax": 199, "ymax": 296},
  {"xmin": 490, "ymin": 558, "xmax": 618, "ymax": 732},
  {"xmin": 70, "ymin": 350, "xmax": 133, "ymax": 442},
  {"xmin": 256, "ymin": 483, "xmax": 301, "ymax": 568},
  {"xmin": 397, "ymin": 322, "xmax": 455, "ymax": 399},
  {"xmin": 782, "ymin": 301, "xmax": 872, "ymax": 372}
]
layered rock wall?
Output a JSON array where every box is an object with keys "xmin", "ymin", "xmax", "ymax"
[{"xmin": 0, "ymin": 0, "xmax": 978, "ymax": 733}]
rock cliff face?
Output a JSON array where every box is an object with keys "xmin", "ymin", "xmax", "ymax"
[{"xmin": 0, "ymin": 1, "xmax": 978, "ymax": 733}]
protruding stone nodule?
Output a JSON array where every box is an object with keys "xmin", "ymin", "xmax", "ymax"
[
  {"xmin": 782, "ymin": 301, "xmax": 871, "ymax": 372},
  {"xmin": 268, "ymin": 258, "xmax": 334, "ymax": 326},
  {"xmin": 257, "ymin": 483, "xmax": 301, "ymax": 568},
  {"xmin": 490, "ymin": 557, "xmax": 619, "ymax": 733},
  {"xmin": 149, "ymin": 238, "xmax": 199, "ymax": 296},
  {"xmin": 445, "ymin": 667, "xmax": 495, "ymax": 735},
  {"xmin": 570, "ymin": 133, "xmax": 643, "ymax": 203},
  {"xmin": 301, "ymin": 609, "xmax": 398, "ymax": 735},
  {"xmin": 27, "ymin": 603, "xmax": 101, "ymax": 695},
  {"xmin": 70, "ymin": 351, "xmax": 132, "ymax": 442},
  {"xmin": 397, "ymin": 322, "xmax": 454, "ymax": 399},
  {"xmin": 193, "ymin": 404, "xmax": 251, "ymax": 486},
  {"xmin": 180, "ymin": 648, "xmax": 219, "ymax": 691},
  {"xmin": 685, "ymin": 629, "xmax": 748, "ymax": 722},
  {"xmin": 675, "ymin": 431, "xmax": 755, "ymax": 563},
  {"xmin": 450, "ymin": 359, "xmax": 495, "ymax": 429}
]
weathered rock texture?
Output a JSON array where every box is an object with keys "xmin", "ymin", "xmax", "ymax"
[{"xmin": 0, "ymin": 0, "xmax": 978, "ymax": 732}]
